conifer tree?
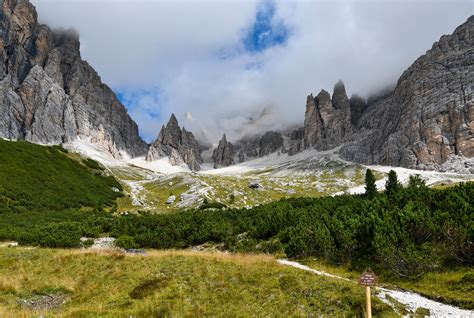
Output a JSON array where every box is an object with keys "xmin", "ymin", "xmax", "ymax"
[
  {"xmin": 365, "ymin": 169, "xmax": 377, "ymax": 199},
  {"xmin": 385, "ymin": 170, "xmax": 401, "ymax": 195}
]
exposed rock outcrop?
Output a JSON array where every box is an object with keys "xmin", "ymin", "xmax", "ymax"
[
  {"xmin": 303, "ymin": 81, "xmax": 353, "ymax": 150},
  {"xmin": 235, "ymin": 130, "xmax": 284, "ymax": 162},
  {"xmin": 289, "ymin": 127, "xmax": 304, "ymax": 141},
  {"xmin": 146, "ymin": 114, "xmax": 202, "ymax": 170},
  {"xmin": 303, "ymin": 16, "xmax": 474, "ymax": 170},
  {"xmin": 259, "ymin": 131, "xmax": 284, "ymax": 156},
  {"xmin": 212, "ymin": 134, "xmax": 234, "ymax": 168},
  {"xmin": 0, "ymin": 0, "xmax": 147, "ymax": 157},
  {"xmin": 349, "ymin": 95, "xmax": 367, "ymax": 127}
]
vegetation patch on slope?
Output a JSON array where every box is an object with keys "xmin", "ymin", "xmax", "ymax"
[{"xmin": 0, "ymin": 139, "xmax": 122, "ymax": 213}]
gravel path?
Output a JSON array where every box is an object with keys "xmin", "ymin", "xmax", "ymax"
[{"xmin": 277, "ymin": 259, "xmax": 474, "ymax": 317}]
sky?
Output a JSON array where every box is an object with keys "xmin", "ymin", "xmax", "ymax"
[{"xmin": 33, "ymin": 0, "xmax": 473, "ymax": 144}]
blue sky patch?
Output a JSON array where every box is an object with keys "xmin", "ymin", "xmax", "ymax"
[
  {"xmin": 115, "ymin": 88, "xmax": 164, "ymax": 141},
  {"xmin": 243, "ymin": 0, "xmax": 290, "ymax": 53}
]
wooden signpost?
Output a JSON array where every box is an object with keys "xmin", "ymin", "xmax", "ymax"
[{"xmin": 359, "ymin": 269, "xmax": 378, "ymax": 318}]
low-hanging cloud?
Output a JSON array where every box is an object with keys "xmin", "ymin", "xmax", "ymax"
[{"xmin": 33, "ymin": 0, "xmax": 473, "ymax": 144}]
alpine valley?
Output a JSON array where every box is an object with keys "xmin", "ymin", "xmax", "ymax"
[{"xmin": 0, "ymin": 0, "xmax": 473, "ymax": 317}]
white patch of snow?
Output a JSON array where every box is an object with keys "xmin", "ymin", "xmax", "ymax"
[
  {"xmin": 201, "ymin": 148, "xmax": 341, "ymax": 175},
  {"xmin": 128, "ymin": 156, "xmax": 189, "ymax": 174},
  {"xmin": 64, "ymin": 137, "xmax": 127, "ymax": 167},
  {"xmin": 348, "ymin": 165, "xmax": 474, "ymax": 195},
  {"xmin": 65, "ymin": 137, "xmax": 189, "ymax": 175}
]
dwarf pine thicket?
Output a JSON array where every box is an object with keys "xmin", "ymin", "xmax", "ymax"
[
  {"xmin": 0, "ymin": 140, "xmax": 472, "ymax": 278},
  {"xmin": 0, "ymin": 139, "xmax": 122, "ymax": 213}
]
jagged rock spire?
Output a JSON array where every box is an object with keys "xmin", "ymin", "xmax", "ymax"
[
  {"xmin": 332, "ymin": 80, "xmax": 350, "ymax": 110},
  {"xmin": 146, "ymin": 114, "xmax": 202, "ymax": 171},
  {"xmin": 212, "ymin": 133, "xmax": 234, "ymax": 168},
  {"xmin": 303, "ymin": 82, "xmax": 353, "ymax": 150}
]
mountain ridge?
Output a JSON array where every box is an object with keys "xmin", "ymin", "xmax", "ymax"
[
  {"xmin": 338, "ymin": 15, "xmax": 473, "ymax": 170},
  {"xmin": 0, "ymin": 0, "xmax": 148, "ymax": 157},
  {"xmin": 0, "ymin": 0, "xmax": 472, "ymax": 173},
  {"xmin": 227, "ymin": 15, "xmax": 473, "ymax": 172}
]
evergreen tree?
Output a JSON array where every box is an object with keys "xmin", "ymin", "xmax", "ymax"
[
  {"xmin": 385, "ymin": 170, "xmax": 401, "ymax": 195},
  {"xmin": 408, "ymin": 174, "xmax": 427, "ymax": 188},
  {"xmin": 365, "ymin": 169, "xmax": 377, "ymax": 199}
]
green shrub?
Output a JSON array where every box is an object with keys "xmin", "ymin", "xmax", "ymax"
[
  {"xmin": 19, "ymin": 222, "xmax": 82, "ymax": 248},
  {"xmin": 116, "ymin": 236, "xmax": 138, "ymax": 249},
  {"xmin": 83, "ymin": 158, "xmax": 105, "ymax": 171},
  {"xmin": 199, "ymin": 202, "xmax": 227, "ymax": 210},
  {"xmin": 52, "ymin": 145, "xmax": 69, "ymax": 153},
  {"xmin": 82, "ymin": 239, "xmax": 95, "ymax": 248}
]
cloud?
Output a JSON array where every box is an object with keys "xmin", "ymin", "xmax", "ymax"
[{"xmin": 32, "ymin": 0, "xmax": 472, "ymax": 144}]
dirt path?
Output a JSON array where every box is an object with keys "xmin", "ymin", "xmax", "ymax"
[{"xmin": 277, "ymin": 260, "xmax": 474, "ymax": 317}]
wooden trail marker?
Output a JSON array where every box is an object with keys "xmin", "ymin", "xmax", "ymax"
[{"xmin": 359, "ymin": 270, "xmax": 378, "ymax": 318}]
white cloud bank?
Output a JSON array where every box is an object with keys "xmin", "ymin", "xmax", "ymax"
[{"xmin": 33, "ymin": 0, "xmax": 473, "ymax": 143}]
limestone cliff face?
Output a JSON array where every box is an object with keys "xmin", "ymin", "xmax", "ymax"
[
  {"xmin": 235, "ymin": 131, "xmax": 284, "ymax": 162},
  {"xmin": 0, "ymin": 0, "xmax": 147, "ymax": 157},
  {"xmin": 146, "ymin": 114, "xmax": 202, "ymax": 170},
  {"xmin": 212, "ymin": 134, "xmax": 234, "ymax": 168},
  {"xmin": 303, "ymin": 81, "xmax": 353, "ymax": 150},
  {"xmin": 304, "ymin": 16, "xmax": 473, "ymax": 170}
]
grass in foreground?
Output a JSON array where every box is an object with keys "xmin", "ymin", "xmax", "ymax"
[{"xmin": 0, "ymin": 247, "xmax": 395, "ymax": 317}]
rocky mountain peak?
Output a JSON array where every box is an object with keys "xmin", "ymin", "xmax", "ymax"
[
  {"xmin": 0, "ymin": 0, "xmax": 148, "ymax": 157},
  {"xmin": 312, "ymin": 15, "xmax": 474, "ymax": 171},
  {"xmin": 146, "ymin": 114, "xmax": 202, "ymax": 170},
  {"xmin": 168, "ymin": 113, "xmax": 178, "ymax": 125},
  {"xmin": 212, "ymin": 133, "xmax": 234, "ymax": 168},
  {"xmin": 332, "ymin": 80, "xmax": 350, "ymax": 110},
  {"xmin": 303, "ymin": 83, "xmax": 352, "ymax": 150}
]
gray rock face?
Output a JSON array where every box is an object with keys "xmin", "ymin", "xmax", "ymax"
[
  {"xmin": 304, "ymin": 16, "xmax": 474, "ymax": 170},
  {"xmin": 289, "ymin": 127, "xmax": 304, "ymax": 140},
  {"xmin": 303, "ymin": 82, "xmax": 352, "ymax": 150},
  {"xmin": 235, "ymin": 130, "xmax": 284, "ymax": 162},
  {"xmin": 146, "ymin": 114, "xmax": 202, "ymax": 170},
  {"xmin": 343, "ymin": 16, "xmax": 474, "ymax": 169},
  {"xmin": 349, "ymin": 95, "xmax": 366, "ymax": 127},
  {"xmin": 0, "ymin": 0, "xmax": 147, "ymax": 157},
  {"xmin": 212, "ymin": 134, "xmax": 234, "ymax": 168},
  {"xmin": 259, "ymin": 131, "xmax": 284, "ymax": 156}
]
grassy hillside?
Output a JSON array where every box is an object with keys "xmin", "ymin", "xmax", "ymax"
[
  {"xmin": 0, "ymin": 248, "xmax": 395, "ymax": 317},
  {"xmin": 0, "ymin": 139, "xmax": 122, "ymax": 213}
]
